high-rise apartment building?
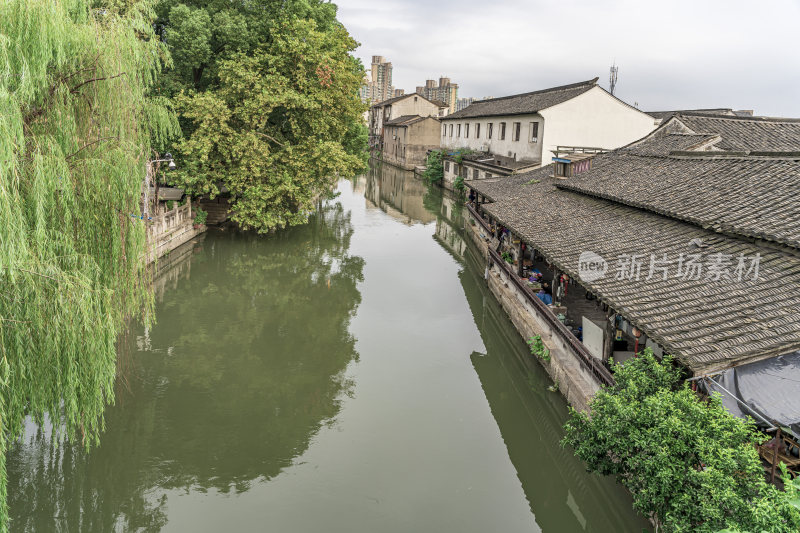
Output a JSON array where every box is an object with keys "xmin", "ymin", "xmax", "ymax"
[
  {"xmin": 415, "ymin": 77, "xmax": 459, "ymax": 113},
  {"xmin": 456, "ymin": 96, "xmax": 493, "ymax": 112},
  {"xmin": 360, "ymin": 56, "xmax": 396, "ymax": 105}
]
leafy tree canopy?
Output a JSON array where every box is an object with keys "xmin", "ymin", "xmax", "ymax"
[
  {"xmin": 563, "ymin": 350, "xmax": 800, "ymax": 533},
  {"xmin": 173, "ymin": 14, "xmax": 367, "ymax": 232}
]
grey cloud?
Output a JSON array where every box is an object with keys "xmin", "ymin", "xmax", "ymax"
[{"xmin": 337, "ymin": 0, "xmax": 800, "ymax": 117}]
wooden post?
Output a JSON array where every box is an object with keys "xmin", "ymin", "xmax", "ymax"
[
  {"xmin": 603, "ymin": 307, "xmax": 615, "ymax": 362},
  {"xmin": 552, "ymin": 268, "xmax": 560, "ymax": 305},
  {"xmin": 517, "ymin": 239, "xmax": 524, "ymax": 277},
  {"xmin": 770, "ymin": 427, "xmax": 782, "ymax": 484}
]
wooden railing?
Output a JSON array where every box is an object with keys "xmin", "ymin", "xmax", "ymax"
[{"xmin": 488, "ymin": 247, "xmax": 615, "ymax": 387}]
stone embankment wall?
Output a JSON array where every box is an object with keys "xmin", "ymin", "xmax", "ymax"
[{"xmin": 465, "ymin": 214, "xmax": 601, "ymax": 412}]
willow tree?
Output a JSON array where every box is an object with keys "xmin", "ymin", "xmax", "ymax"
[
  {"xmin": 0, "ymin": 0, "xmax": 178, "ymax": 528},
  {"xmin": 173, "ymin": 14, "xmax": 368, "ymax": 232}
]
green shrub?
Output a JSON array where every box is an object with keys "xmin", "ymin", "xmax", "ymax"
[
  {"xmin": 527, "ymin": 335, "xmax": 551, "ymax": 361},
  {"xmin": 422, "ymin": 150, "xmax": 444, "ymax": 185},
  {"xmin": 563, "ymin": 349, "xmax": 800, "ymax": 532},
  {"xmin": 193, "ymin": 207, "xmax": 208, "ymax": 225}
]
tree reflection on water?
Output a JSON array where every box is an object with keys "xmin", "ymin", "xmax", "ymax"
[{"xmin": 7, "ymin": 200, "xmax": 364, "ymax": 532}]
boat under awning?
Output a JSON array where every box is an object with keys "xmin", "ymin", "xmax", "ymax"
[{"xmin": 704, "ymin": 351, "xmax": 800, "ymax": 439}]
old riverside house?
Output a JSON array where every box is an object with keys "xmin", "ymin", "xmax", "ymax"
[
  {"xmin": 439, "ymin": 78, "xmax": 656, "ymax": 190},
  {"xmin": 368, "ymin": 93, "xmax": 448, "ymax": 155},
  {"xmin": 381, "ymin": 115, "xmax": 442, "ymax": 170},
  {"xmin": 463, "ymin": 111, "xmax": 800, "ymax": 459}
]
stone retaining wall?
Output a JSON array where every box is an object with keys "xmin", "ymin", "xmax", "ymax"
[{"xmin": 465, "ymin": 212, "xmax": 601, "ymax": 412}]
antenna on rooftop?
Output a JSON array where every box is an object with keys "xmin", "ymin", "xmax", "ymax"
[{"xmin": 609, "ymin": 63, "xmax": 619, "ymax": 96}]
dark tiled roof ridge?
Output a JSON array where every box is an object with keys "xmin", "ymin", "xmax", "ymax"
[
  {"xmin": 555, "ymin": 155, "xmax": 800, "ymax": 250},
  {"xmin": 649, "ymin": 108, "xmax": 734, "ymax": 114},
  {"xmin": 467, "ymin": 77, "xmax": 598, "ymax": 105},
  {"xmin": 675, "ymin": 111, "xmax": 800, "ymax": 124},
  {"xmin": 371, "ymin": 93, "xmax": 445, "ymax": 109},
  {"xmin": 385, "ymin": 114, "xmax": 435, "ymax": 126}
]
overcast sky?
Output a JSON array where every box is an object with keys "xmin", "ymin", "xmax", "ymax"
[{"xmin": 336, "ymin": 0, "xmax": 800, "ymax": 117}]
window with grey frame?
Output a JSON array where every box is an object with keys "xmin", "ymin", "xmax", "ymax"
[
  {"xmin": 465, "ymin": 123, "xmax": 469, "ymax": 138},
  {"xmin": 529, "ymin": 122, "xmax": 539, "ymax": 143},
  {"xmin": 473, "ymin": 168, "xmax": 479, "ymax": 179},
  {"xmin": 449, "ymin": 124, "xmax": 453, "ymax": 137},
  {"xmin": 445, "ymin": 161, "xmax": 450, "ymax": 172},
  {"xmin": 512, "ymin": 122, "xmax": 521, "ymax": 141},
  {"xmin": 457, "ymin": 124, "xmax": 461, "ymax": 137},
  {"xmin": 499, "ymin": 122, "xmax": 506, "ymax": 140},
  {"xmin": 488, "ymin": 123, "xmax": 493, "ymax": 139},
  {"xmin": 475, "ymin": 123, "xmax": 480, "ymax": 138}
]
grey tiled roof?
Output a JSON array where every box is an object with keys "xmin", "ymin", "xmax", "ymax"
[
  {"xmin": 479, "ymin": 176, "xmax": 800, "ymax": 374},
  {"xmin": 371, "ymin": 93, "xmax": 445, "ymax": 109},
  {"xmin": 385, "ymin": 115, "xmax": 434, "ymax": 126},
  {"xmin": 620, "ymin": 133, "xmax": 719, "ymax": 155},
  {"xmin": 558, "ymin": 153, "xmax": 800, "ymax": 250},
  {"xmin": 467, "ymin": 164, "xmax": 552, "ymax": 201},
  {"xmin": 466, "ymin": 117, "xmax": 800, "ymax": 373},
  {"xmin": 646, "ymin": 109, "xmax": 735, "ymax": 120},
  {"xmin": 673, "ymin": 113, "xmax": 800, "ymax": 151},
  {"xmin": 443, "ymin": 78, "xmax": 598, "ymax": 120}
]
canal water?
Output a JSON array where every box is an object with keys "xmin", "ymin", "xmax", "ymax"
[{"xmin": 7, "ymin": 163, "xmax": 648, "ymax": 532}]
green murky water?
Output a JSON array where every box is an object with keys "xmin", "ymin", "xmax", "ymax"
[{"xmin": 7, "ymin": 163, "xmax": 648, "ymax": 532}]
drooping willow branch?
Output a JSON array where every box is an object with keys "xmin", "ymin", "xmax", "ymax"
[{"xmin": 0, "ymin": 0, "xmax": 181, "ymax": 529}]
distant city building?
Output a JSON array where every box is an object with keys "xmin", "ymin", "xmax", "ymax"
[
  {"xmin": 456, "ymin": 96, "xmax": 493, "ymax": 112},
  {"xmin": 360, "ymin": 56, "xmax": 396, "ymax": 105},
  {"xmin": 416, "ymin": 77, "xmax": 459, "ymax": 113},
  {"xmin": 393, "ymin": 88, "xmax": 405, "ymax": 98},
  {"xmin": 456, "ymin": 97, "xmax": 475, "ymax": 112}
]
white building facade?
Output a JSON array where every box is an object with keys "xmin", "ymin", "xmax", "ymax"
[{"xmin": 440, "ymin": 78, "xmax": 657, "ymax": 186}]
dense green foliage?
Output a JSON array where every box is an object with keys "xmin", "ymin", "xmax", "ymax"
[
  {"xmin": 422, "ymin": 150, "xmax": 444, "ymax": 186},
  {"xmin": 0, "ymin": 0, "xmax": 178, "ymax": 528},
  {"xmin": 563, "ymin": 350, "xmax": 800, "ymax": 532},
  {"xmin": 158, "ymin": 0, "xmax": 368, "ymax": 232},
  {"xmin": 453, "ymin": 174, "xmax": 465, "ymax": 195}
]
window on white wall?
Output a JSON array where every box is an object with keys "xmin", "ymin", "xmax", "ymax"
[
  {"xmin": 512, "ymin": 122, "xmax": 521, "ymax": 141},
  {"xmin": 442, "ymin": 125, "xmax": 446, "ymax": 137},
  {"xmin": 457, "ymin": 124, "xmax": 461, "ymax": 137},
  {"xmin": 530, "ymin": 122, "xmax": 539, "ymax": 143},
  {"xmin": 445, "ymin": 161, "xmax": 450, "ymax": 172},
  {"xmin": 449, "ymin": 124, "xmax": 453, "ymax": 137},
  {"xmin": 499, "ymin": 122, "xmax": 506, "ymax": 140},
  {"xmin": 488, "ymin": 123, "xmax": 493, "ymax": 139},
  {"xmin": 475, "ymin": 123, "xmax": 480, "ymax": 139},
  {"xmin": 465, "ymin": 123, "xmax": 469, "ymax": 138}
]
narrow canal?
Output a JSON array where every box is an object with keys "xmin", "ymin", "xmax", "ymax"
[{"xmin": 7, "ymin": 163, "xmax": 648, "ymax": 532}]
